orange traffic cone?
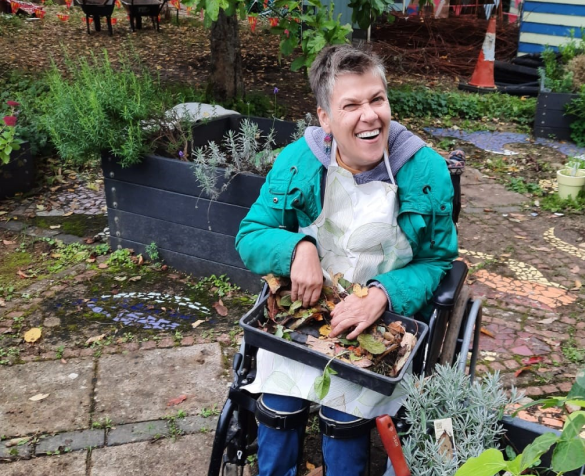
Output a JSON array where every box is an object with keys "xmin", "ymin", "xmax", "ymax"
[{"xmin": 469, "ymin": 16, "xmax": 497, "ymax": 89}]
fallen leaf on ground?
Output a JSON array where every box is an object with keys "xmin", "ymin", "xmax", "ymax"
[
  {"xmin": 61, "ymin": 358, "xmax": 67, "ymax": 364},
  {"xmin": 213, "ymin": 299, "xmax": 228, "ymax": 316},
  {"xmin": 480, "ymin": 327, "xmax": 495, "ymax": 338},
  {"xmin": 49, "ymin": 225, "xmax": 61, "ymax": 229},
  {"xmin": 29, "ymin": 393, "xmax": 50, "ymax": 401},
  {"xmin": 84, "ymin": 237, "xmax": 95, "ymax": 244},
  {"xmin": 98, "ymin": 263, "xmax": 108, "ymax": 269},
  {"xmin": 306, "ymin": 462, "xmax": 316, "ymax": 471},
  {"xmin": 0, "ymin": 298, "xmax": 5, "ymax": 307},
  {"xmin": 570, "ymin": 265, "xmax": 580, "ymax": 274},
  {"xmin": 24, "ymin": 328, "xmax": 42, "ymax": 343},
  {"xmin": 137, "ymin": 255, "xmax": 144, "ymax": 266},
  {"xmin": 538, "ymin": 317, "xmax": 556, "ymax": 325},
  {"xmin": 263, "ymin": 273, "xmax": 283, "ymax": 294},
  {"xmin": 522, "ymin": 356, "xmax": 544, "ymax": 365},
  {"xmin": 86, "ymin": 334, "xmax": 106, "ymax": 345},
  {"xmin": 0, "ymin": 211, "xmax": 7, "ymax": 216},
  {"xmin": 2, "ymin": 240, "xmax": 15, "ymax": 245},
  {"xmin": 63, "ymin": 211, "xmax": 73, "ymax": 217},
  {"xmin": 570, "ymin": 280, "xmax": 582, "ymax": 291},
  {"xmin": 515, "ymin": 366, "xmax": 532, "ymax": 378},
  {"xmin": 36, "ymin": 204, "xmax": 44, "ymax": 211},
  {"xmin": 319, "ymin": 324, "xmax": 331, "ymax": 337},
  {"xmin": 5, "ymin": 437, "xmax": 30, "ymax": 447},
  {"xmin": 128, "ymin": 276, "xmax": 142, "ymax": 282},
  {"xmin": 191, "ymin": 319, "xmax": 205, "ymax": 329},
  {"xmin": 17, "ymin": 270, "xmax": 33, "ymax": 279},
  {"xmin": 113, "ymin": 276, "xmax": 127, "ymax": 282},
  {"xmin": 167, "ymin": 395, "xmax": 187, "ymax": 406}
]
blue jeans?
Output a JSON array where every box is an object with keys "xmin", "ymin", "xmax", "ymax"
[{"xmin": 257, "ymin": 393, "xmax": 369, "ymax": 476}]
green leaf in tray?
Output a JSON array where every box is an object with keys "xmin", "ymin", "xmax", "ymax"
[
  {"xmin": 357, "ymin": 334, "xmax": 386, "ymax": 355},
  {"xmin": 338, "ymin": 338, "xmax": 358, "ymax": 346}
]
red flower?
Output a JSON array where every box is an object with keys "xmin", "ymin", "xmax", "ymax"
[
  {"xmin": 6, "ymin": 101, "xmax": 19, "ymax": 107},
  {"xmin": 3, "ymin": 116, "xmax": 17, "ymax": 127}
]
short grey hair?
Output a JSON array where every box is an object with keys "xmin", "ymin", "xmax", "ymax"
[{"xmin": 308, "ymin": 44, "xmax": 388, "ymax": 114}]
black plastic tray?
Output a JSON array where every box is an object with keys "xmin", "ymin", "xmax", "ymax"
[{"xmin": 240, "ymin": 296, "xmax": 429, "ymax": 396}]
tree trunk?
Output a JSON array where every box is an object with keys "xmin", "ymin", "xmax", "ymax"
[{"xmin": 208, "ymin": 10, "xmax": 245, "ymax": 102}]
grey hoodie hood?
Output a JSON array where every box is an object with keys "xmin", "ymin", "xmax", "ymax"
[{"xmin": 304, "ymin": 121, "xmax": 427, "ymax": 184}]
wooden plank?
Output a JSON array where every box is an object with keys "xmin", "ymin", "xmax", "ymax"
[
  {"xmin": 104, "ymin": 179, "xmax": 249, "ymax": 236},
  {"xmin": 522, "ymin": 22, "xmax": 585, "ymax": 38},
  {"xmin": 110, "ymin": 237, "xmax": 263, "ymax": 292},
  {"xmin": 108, "ymin": 209, "xmax": 245, "ymax": 268},
  {"xmin": 102, "ymin": 154, "xmax": 265, "ymax": 208},
  {"xmin": 525, "ymin": 12, "xmax": 585, "ymax": 27},
  {"xmin": 518, "ymin": 32, "xmax": 581, "ymax": 47}
]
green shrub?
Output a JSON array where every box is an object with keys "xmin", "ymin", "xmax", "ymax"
[
  {"xmin": 40, "ymin": 52, "xmax": 168, "ymax": 168},
  {"xmin": 540, "ymin": 33, "xmax": 585, "ymax": 93},
  {"xmin": 387, "ymin": 88, "xmax": 536, "ymax": 126}
]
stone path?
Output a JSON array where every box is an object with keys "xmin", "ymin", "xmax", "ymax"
[{"xmin": 1, "ymin": 139, "xmax": 584, "ymax": 473}]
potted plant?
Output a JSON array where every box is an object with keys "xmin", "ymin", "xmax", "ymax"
[
  {"xmin": 557, "ymin": 158, "xmax": 585, "ymax": 200},
  {"xmin": 534, "ymin": 37, "xmax": 585, "ymax": 142},
  {"xmin": 40, "ymin": 51, "xmax": 306, "ymax": 291},
  {"xmin": 456, "ymin": 367, "xmax": 585, "ymax": 476},
  {"xmin": 399, "ymin": 364, "xmax": 585, "ymax": 476},
  {"xmin": 0, "ymin": 100, "xmax": 34, "ymax": 199}
]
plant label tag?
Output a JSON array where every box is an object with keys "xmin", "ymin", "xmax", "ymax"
[{"xmin": 433, "ymin": 418, "xmax": 456, "ymax": 461}]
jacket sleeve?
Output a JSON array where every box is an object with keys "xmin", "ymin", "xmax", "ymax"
[
  {"xmin": 235, "ymin": 149, "xmax": 320, "ymax": 277},
  {"xmin": 369, "ymin": 148, "xmax": 458, "ymax": 317}
]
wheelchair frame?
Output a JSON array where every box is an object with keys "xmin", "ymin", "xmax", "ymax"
[{"xmin": 207, "ymin": 260, "xmax": 483, "ymax": 476}]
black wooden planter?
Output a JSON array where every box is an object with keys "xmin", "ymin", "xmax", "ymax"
[
  {"xmin": 101, "ymin": 115, "xmax": 296, "ymax": 292},
  {"xmin": 1, "ymin": 142, "xmax": 35, "ymax": 199},
  {"xmin": 501, "ymin": 416, "xmax": 584, "ymax": 476},
  {"xmin": 534, "ymin": 92, "xmax": 579, "ymax": 141}
]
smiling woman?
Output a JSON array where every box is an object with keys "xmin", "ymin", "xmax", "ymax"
[{"xmin": 235, "ymin": 44, "xmax": 458, "ymax": 476}]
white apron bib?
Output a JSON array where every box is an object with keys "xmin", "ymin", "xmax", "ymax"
[{"xmin": 242, "ymin": 141, "xmax": 414, "ymax": 418}]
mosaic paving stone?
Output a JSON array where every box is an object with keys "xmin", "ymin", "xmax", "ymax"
[{"xmin": 425, "ymin": 128, "xmax": 585, "ymax": 156}]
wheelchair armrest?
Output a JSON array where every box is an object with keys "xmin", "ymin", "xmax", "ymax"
[{"xmin": 432, "ymin": 260, "xmax": 468, "ymax": 310}]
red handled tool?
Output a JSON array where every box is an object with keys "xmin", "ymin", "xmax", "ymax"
[{"xmin": 376, "ymin": 415, "xmax": 411, "ymax": 476}]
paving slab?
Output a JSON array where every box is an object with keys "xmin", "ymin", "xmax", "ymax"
[
  {"xmin": 90, "ymin": 433, "xmax": 214, "ymax": 475},
  {"xmin": 0, "ymin": 452, "xmax": 86, "ymax": 475},
  {"xmin": 107, "ymin": 420, "xmax": 168, "ymax": 446},
  {"xmin": 0, "ymin": 359, "xmax": 94, "ymax": 437},
  {"xmin": 461, "ymin": 168, "xmax": 526, "ymax": 209},
  {"xmin": 36, "ymin": 428, "xmax": 105, "ymax": 454},
  {"xmin": 93, "ymin": 345, "xmax": 229, "ymax": 424}
]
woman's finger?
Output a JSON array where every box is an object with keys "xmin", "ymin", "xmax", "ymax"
[{"xmin": 346, "ymin": 322, "xmax": 368, "ymax": 340}]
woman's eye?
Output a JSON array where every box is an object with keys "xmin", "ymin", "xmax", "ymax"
[
  {"xmin": 372, "ymin": 97, "xmax": 384, "ymax": 103},
  {"xmin": 344, "ymin": 104, "xmax": 358, "ymax": 111}
]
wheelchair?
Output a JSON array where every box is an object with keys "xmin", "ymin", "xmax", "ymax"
[{"xmin": 207, "ymin": 151, "xmax": 483, "ymax": 476}]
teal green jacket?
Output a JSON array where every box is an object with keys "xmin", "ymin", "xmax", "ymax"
[{"xmin": 235, "ymin": 138, "xmax": 458, "ymax": 317}]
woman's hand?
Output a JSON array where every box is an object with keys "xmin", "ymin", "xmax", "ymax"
[
  {"xmin": 329, "ymin": 287, "xmax": 388, "ymax": 340},
  {"xmin": 290, "ymin": 240, "xmax": 323, "ymax": 308}
]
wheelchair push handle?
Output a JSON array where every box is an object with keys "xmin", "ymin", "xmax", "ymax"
[{"xmin": 376, "ymin": 415, "xmax": 411, "ymax": 476}]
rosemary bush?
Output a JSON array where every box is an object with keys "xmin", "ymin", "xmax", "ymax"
[
  {"xmin": 191, "ymin": 114, "xmax": 312, "ymax": 199},
  {"xmin": 400, "ymin": 364, "xmax": 522, "ymax": 476},
  {"xmin": 40, "ymin": 52, "xmax": 166, "ymax": 167}
]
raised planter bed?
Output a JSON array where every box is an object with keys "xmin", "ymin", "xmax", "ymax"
[
  {"xmin": 101, "ymin": 115, "xmax": 297, "ymax": 291},
  {"xmin": 1, "ymin": 142, "xmax": 35, "ymax": 199},
  {"xmin": 534, "ymin": 92, "xmax": 579, "ymax": 141}
]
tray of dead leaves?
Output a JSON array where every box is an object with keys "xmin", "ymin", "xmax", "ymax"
[{"xmin": 240, "ymin": 274, "xmax": 429, "ymax": 396}]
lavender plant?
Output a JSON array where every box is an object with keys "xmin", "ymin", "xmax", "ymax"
[{"xmin": 400, "ymin": 363, "xmax": 522, "ymax": 476}]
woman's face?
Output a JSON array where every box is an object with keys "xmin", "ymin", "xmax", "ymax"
[{"xmin": 317, "ymin": 71, "xmax": 391, "ymax": 173}]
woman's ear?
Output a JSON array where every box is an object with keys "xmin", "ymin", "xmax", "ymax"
[{"xmin": 317, "ymin": 106, "xmax": 331, "ymax": 134}]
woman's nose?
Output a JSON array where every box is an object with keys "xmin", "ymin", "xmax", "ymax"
[{"xmin": 360, "ymin": 104, "xmax": 378, "ymax": 122}]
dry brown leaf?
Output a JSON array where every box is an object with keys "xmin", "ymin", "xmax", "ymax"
[
  {"xmin": 29, "ymin": 393, "xmax": 50, "ymax": 402},
  {"xmin": 213, "ymin": 299, "xmax": 228, "ymax": 316},
  {"xmin": 262, "ymin": 273, "xmax": 282, "ymax": 294},
  {"xmin": 352, "ymin": 283, "xmax": 368, "ymax": 298},
  {"xmin": 306, "ymin": 335, "xmax": 335, "ymax": 356},
  {"xmin": 515, "ymin": 366, "xmax": 531, "ymax": 378},
  {"xmin": 480, "ymin": 327, "xmax": 495, "ymax": 338},
  {"xmin": 49, "ymin": 225, "xmax": 61, "ymax": 229},
  {"xmin": 137, "ymin": 255, "xmax": 144, "ymax": 266},
  {"xmin": 63, "ymin": 211, "xmax": 73, "ymax": 217},
  {"xmin": 86, "ymin": 334, "xmax": 106, "ymax": 345},
  {"xmin": 17, "ymin": 269, "xmax": 33, "ymax": 279},
  {"xmin": 571, "ymin": 280, "xmax": 582, "ymax": 291},
  {"xmin": 86, "ymin": 257, "xmax": 96, "ymax": 263},
  {"xmin": 98, "ymin": 263, "xmax": 108, "ymax": 269},
  {"xmin": 306, "ymin": 462, "xmax": 316, "ymax": 471},
  {"xmin": 0, "ymin": 297, "xmax": 5, "ymax": 307},
  {"xmin": 319, "ymin": 324, "xmax": 331, "ymax": 337},
  {"xmin": 128, "ymin": 276, "xmax": 142, "ymax": 282},
  {"xmin": 166, "ymin": 394, "xmax": 187, "ymax": 406},
  {"xmin": 352, "ymin": 358, "xmax": 373, "ymax": 368},
  {"xmin": 191, "ymin": 319, "xmax": 205, "ymax": 329},
  {"xmin": 2, "ymin": 240, "xmax": 15, "ymax": 245},
  {"xmin": 113, "ymin": 276, "xmax": 127, "ymax": 282},
  {"xmin": 24, "ymin": 328, "xmax": 42, "ymax": 343}
]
